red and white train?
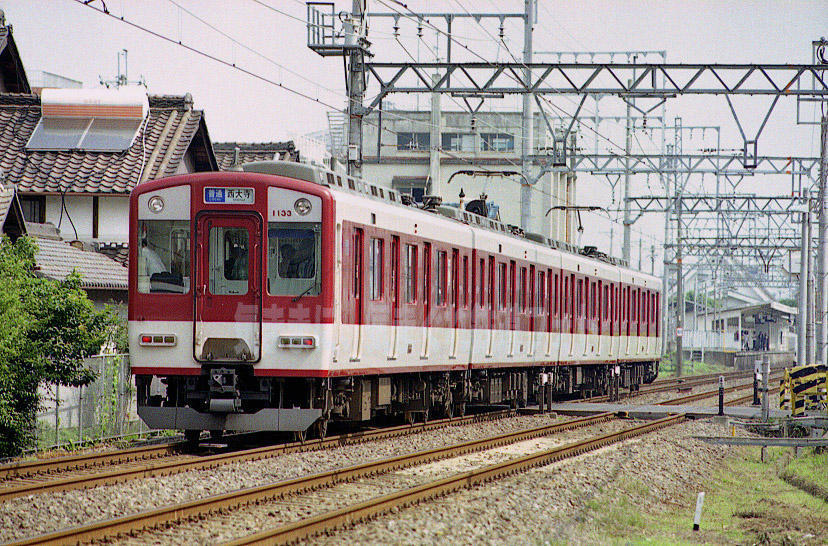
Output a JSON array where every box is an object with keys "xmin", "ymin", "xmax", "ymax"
[{"xmin": 129, "ymin": 161, "xmax": 662, "ymax": 440}]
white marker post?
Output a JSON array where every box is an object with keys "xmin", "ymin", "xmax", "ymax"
[{"xmin": 693, "ymin": 492, "xmax": 705, "ymax": 531}]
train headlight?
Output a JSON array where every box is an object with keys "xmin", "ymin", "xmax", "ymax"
[
  {"xmin": 294, "ymin": 198, "xmax": 312, "ymax": 216},
  {"xmin": 148, "ymin": 195, "xmax": 165, "ymax": 213}
]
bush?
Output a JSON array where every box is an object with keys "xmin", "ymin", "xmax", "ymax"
[{"xmin": 0, "ymin": 236, "xmax": 118, "ymax": 456}]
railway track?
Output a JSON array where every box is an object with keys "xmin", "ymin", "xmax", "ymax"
[
  {"xmin": 11, "ymin": 381, "xmax": 767, "ymax": 545},
  {"xmin": 0, "ymin": 409, "xmax": 514, "ymax": 502},
  {"xmin": 12, "ymin": 411, "xmax": 619, "ymax": 545},
  {"xmin": 0, "ymin": 370, "xmax": 771, "ymax": 503}
]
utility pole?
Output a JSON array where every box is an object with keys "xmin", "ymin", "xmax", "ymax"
[
  {"xmin": 816, "ymin": 114, "xmax": 828, "ymax": 364},
  {"xmin": 346, "ymin": 0, "xmax": 367, "ymax": 179},
  {"xmin": 622, "ymin": 76, "xmax": 634, "ymax": 263},
  {"xmin": 676, "ymin": 188, "xmax": 684, "ymax": 376},
  {"xmin": 519, "ymin": 0, "xmax": 535, "ymax": 231},
  {"xmin": 798, "ymin": 205, "xmax": 811, "ymax": 365}
]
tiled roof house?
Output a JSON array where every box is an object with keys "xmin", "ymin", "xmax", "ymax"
[
  {"xmin": 3, "ymin": 92, "xmax": 217, "ymax": 245},
  {"xmin": 213, "ymin": 141, "xmax": 299, "ymax": 170}
]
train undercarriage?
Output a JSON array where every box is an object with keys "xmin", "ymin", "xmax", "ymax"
[{"xmin": 136, "ymin": 361, "xmax": 658, "ymax": 442}]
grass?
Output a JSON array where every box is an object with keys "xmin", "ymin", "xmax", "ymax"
[
  {"xmin": 660, "ymin": 356, "xmax": 732, "ymax": 378},
  {"xmin": 563, "ymin": 446, "xmax": 828, "ymax": 545}
]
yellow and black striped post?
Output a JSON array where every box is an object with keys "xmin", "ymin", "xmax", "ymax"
[{"xmin": 788, "ymin": 364, "xmax": 828, "ymax": 416}]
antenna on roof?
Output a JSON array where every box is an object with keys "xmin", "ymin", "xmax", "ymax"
[{"xmin": 99, "ymin": 49, "xmax": 147, "ymax": 89}]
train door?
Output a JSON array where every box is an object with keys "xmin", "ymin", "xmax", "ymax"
[
  {"xmin": 509, "ymin": 261, "xmax": 516, "ymax": 356},
  {"xmin": 194, "ymin": 212, "xmax": 262, "ymax": 362},
  {"xmin": 487, "ymin": 256, "xmax": 495, "ymax": 357},
  {"xmin": 352, "ymin": 228, "xmax": 364, "ymax": 360},
  {"xmin": 388, "ymin": 236, "xmax": 400, "ymax": 359},
  {"xmin": 528, "ymin": 265, "xmax": 535, "ymax": 357},
  {"xmin": 451, "ymin": 248, "xmax": 460, "ymax": 359},
  {"xmin": 421, "ymin": 242, "xmax": 432, "ymax": 358}
]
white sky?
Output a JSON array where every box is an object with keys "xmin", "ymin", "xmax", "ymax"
[{"xmin": 4, "ymin": 0, "xmax": 827, "ymax": 266}]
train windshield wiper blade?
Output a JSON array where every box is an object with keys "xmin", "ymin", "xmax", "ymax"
[{"xmin": 292, "ymin": 283, "xmax": 316, "ymax": 303}]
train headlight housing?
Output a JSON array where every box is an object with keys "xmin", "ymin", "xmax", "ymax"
[
  {"xmin": 148, "ymin": 195, "xmax": 165, "ymax": 213},
  {"xmin": 294, "ymin": 198, "xmax": 312, "ymax": 216}
]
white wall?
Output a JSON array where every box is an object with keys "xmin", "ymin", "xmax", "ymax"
[{"xmin": 45, "ymin": 194, "xmax": 129, "ymax": 243}]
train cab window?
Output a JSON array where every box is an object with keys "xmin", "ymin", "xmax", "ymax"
[
  {"xmin": 137, "ymin": 220, "xmax": 190, "ymax": 294},
  {"xmin": 403, "ymin": 244, "xmax": 417, "ymax": 303},
  {"xmin": 368, "ymin": 238, "xmax": 384, "ymax": 300},
  {"xmin": 267, "ymin": 222, "xmax": 321, "ymax": 296}
]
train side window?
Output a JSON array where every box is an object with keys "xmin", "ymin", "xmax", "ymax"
[
  {"xmin": 137, "ymin": 219, "xmax": 190, "ymax": 294},
  {"xmin": 403, "ymin": 244, "xmax": 417, "ymax": 303},
  {"xmin": 519, "ymin": 267, "xmax": 526, "ymax": 311},
  {"xmin": 590, "ymin": 281, "xmax": 596, "ymax": 320},
  {"xmin": 577, "ymin": 278, "xmax": 584, "ymax": 319},
  {"xmin": 368, "ymin": 237, "xmax": 384, "ymax": 300},
  {"xmin": 436, "ymin": 251, "xmax": 447, "ymax": 305},
  {"xmin": 268, "ymin": 222, "xmax": 321, "ymax": 296},
  {"xmin": 603, "ymin": 284, "xmax": 609, "ymax": 320},
  {"xmin": 462, "ymin": 255, "xmax": 469, "ymax": 308},
  {"xmin": 537, "ymin": 270, "xmax": 545, "ymax": 316},
  {"xmin": 498, "ymin": 263, "xmax": 507, "ymax": 310},
  {"xmin": 478, "ymin": 258, "xmax": 486, "ymax": 308},
  {"xmin": 553, "ymin": 273, "xmax": 559, "ymax": 318}
]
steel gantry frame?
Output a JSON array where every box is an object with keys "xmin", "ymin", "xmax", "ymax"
[{"xmin": 308, "ymin": 3, "xmax": 827, "ymax": 372}]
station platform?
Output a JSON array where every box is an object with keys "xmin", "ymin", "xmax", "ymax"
[{"xmin": 538, "ymin": 402, "xmax": 791, "ymax": 420}]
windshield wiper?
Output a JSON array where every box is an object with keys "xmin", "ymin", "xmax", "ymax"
[{"xmin": 292, "ymin": 283, "xmax": 316, "ymax": 303}]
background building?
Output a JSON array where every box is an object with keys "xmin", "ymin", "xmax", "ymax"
[{"xmin": 359, "ymin": 108, "xmax": 577, "ymax": 244}]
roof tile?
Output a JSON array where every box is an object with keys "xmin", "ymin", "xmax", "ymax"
[{"xmin": 1, "ymin": 94, "xmax": 216, "ymax": 194}]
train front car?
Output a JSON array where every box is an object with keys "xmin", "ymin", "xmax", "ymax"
[{"xmin": 129, "ymin": 164, "xmax": 335, "ymax": 441}]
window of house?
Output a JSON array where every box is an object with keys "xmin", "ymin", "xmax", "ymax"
[
  {"xmin": 403, "ymin": 244, "xmax": 417, "ymax": 303},
  {"xmin": 397, "ymin": 132, "xmax": 430, "ymax": 151},
  {"xmin": 19, "ymin": 196, "xmax": 45, "ymax": 223},
  {"xmin": 481, "ymin": 132, "xmax": 515, "ymax": 152},
  {"xmin": 441, "ymin": 132, "xmax": 475, "ymax": 152},
  {"xmin": 369, "ymin": 237, "xmax": 384, "ymax": 300}
]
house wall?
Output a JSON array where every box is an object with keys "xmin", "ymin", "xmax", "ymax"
[{"xmin": 45, "ymin": 195, "xmax": 130, "ymax": 243}]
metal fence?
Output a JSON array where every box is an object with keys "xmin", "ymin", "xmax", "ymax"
[{"xmin": 34, "ymin": 353, "xmax": 151, "ymax": 450}]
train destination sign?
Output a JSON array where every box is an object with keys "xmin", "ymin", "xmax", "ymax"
[{"xmin": 204, "ymin": 187, "xmax": 255, "ymax": 204}]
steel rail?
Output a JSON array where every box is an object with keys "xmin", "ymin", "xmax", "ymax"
[
  {"xmin": 0, "ymin": 441, "xmax": 182, "ymax": 481},
  {"xmin": 226, "ymin": 414, "xmax": 686, "ymax": 546},
  {"xmin": 0, "ymin": 409, "xmax": 514, "ymax": 501},
  {"xmin": 12, "ymin": 412, "xmax": 616, "ymax": 546}
]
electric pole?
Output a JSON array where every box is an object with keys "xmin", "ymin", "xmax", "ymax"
[
  {"xmin": 519, "ymin": 0, "xmax": 535, "ymax": 231},
  {"xmin": 346, "ymin": 0, "xmax": 367, "ymax": 178},
  {"xmin": 816, "ymin": 114, "xmax": 828, "ymax": 364}
]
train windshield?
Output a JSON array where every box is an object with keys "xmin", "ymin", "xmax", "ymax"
[
  {"xmin": 137, "ymin": 220, "xmax": 191, "ymax": 294},
  {"xmin": 267, "ymin": 222, "xmax": 321, "ymax": 296}
]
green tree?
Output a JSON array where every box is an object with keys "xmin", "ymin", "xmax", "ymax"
[
  {"xmin": 0, "ymin": 236, "xmax": 116, "ymax": 456},
  {"xmin": 779, "ymin": 297, "xmax": 797, "ymax": 307}
]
